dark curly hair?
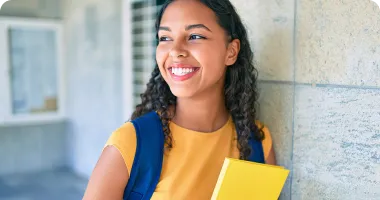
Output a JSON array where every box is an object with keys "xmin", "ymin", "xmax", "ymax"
[{"xmin": 131, "ymin": 0, "xmax": 264, "ymax": 160}]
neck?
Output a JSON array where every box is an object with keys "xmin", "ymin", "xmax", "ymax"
[{"xmin": 172, "ymin": 89, "xmax": 229, "ymax": 133}]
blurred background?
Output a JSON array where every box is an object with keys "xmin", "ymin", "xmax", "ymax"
[{"xmin": 0, "ymin": 0, "xmax": 379, "ymax": 199}]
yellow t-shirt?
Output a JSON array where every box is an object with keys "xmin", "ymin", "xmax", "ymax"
[{"xmin": 105, "ymin": 116, "xmax": 273, "ymax": 200}]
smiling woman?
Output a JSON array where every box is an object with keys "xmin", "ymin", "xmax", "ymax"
[{"xmin": 83, "ymin": 0, "xmax": 276, "ymax": 200}]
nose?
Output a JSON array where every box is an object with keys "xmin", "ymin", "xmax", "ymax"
[{"xmin": 169, "ymin": 41, "xmax": 188, "ymax": 58}]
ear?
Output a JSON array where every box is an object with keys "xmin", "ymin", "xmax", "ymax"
[{"xmin": 225, "ymin": 39, "xmax": 241, "ymax": 66}]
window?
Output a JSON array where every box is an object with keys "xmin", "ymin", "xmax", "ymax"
[{"xmin": 0, "ymin": 18, "xmax": 64, "ymax": 125}]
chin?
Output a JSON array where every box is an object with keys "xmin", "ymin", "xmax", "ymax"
[{"xmin": 169, "ymin": 86, "xmax": 196, "ymax": 99}]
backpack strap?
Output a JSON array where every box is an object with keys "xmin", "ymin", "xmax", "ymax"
[
  {"xmin": 236, "ymin": 126, "xmax": 265, "ymax": 163},
  {"xmin": 248, "ymin": 138, "xmax": 265, "ymax": 164},
  {"xmin": 123, "ymin": 111, "xmax": 164, "ymax": 200}
]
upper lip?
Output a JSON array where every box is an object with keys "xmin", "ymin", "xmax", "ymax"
[{"xmin": 168, "ymin": 63, "xmax": 199, "ymax": 69}]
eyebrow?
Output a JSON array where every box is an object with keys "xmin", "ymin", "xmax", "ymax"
[
  {"xmin": 186, "ymin": 24, "xmax": 212, "ymax": 32},
  {"xmin": 158, "ymin": 24, "xmax": 212, "ymax": 32}
]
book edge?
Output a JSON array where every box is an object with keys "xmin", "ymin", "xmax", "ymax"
[
  {"xmin": 211, "ymin": 158, "xmax": 231, "ymax": 200},
  {"xmin": 228, "ymin": 158, "xmax": 287, "ymax": 170}
]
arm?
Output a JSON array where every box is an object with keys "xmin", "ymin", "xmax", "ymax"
[
  {"xmin": 82, "ymin": 146, "xmax": 129, "ymax": 200},
  {"xmin": 83, "ymin": 122, "xmax": 137, "ymax": 199},
  {"xmin": 265, "ymin": 145, "xmax": 277, "ymax": 165}
]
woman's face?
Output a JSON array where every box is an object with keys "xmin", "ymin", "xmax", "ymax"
[{"xmin": 156, "ymin": 0, "xmax": 240, "ymax": 99}]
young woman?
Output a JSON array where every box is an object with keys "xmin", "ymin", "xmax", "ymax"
[{"xmin": 83, "ymin": 0, "xmax": 276, "ymax": 199}]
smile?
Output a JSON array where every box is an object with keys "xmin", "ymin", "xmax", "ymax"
[
  {"xmin": 168, "ymin": 64, "xmax": 200, "ymax": 81},
  {"xmin": 170, "ymin": 67, "xmax": 196, "ymax": 75}
]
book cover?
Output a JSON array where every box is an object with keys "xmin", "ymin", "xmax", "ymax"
[{"xmin": 211, "ymin": 158, "xmax": 290, "ymax": 200}]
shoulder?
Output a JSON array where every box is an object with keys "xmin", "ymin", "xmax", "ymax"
[
  {"xmin": 107, "ymin": 122, "xmax": 137, "ymax": 148},
  {"xmin": 104, "ymin": 122, "xmax": 137, "ymax": 175}
]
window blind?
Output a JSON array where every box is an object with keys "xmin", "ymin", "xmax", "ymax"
[{"xmin": 131, "ymin": 1, "xmax": 161, "ymax": 106}]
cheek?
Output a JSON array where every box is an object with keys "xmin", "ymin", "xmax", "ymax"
[
  {"xmin": 191, "ymin": 44, "xmax": 227, "ymax": 72},
  {"xmin": 156, "ymin": 45, "xmax": 168, "ymax": 67},
  {"xmin": 156, "ymin": 45, "xmax": 170, "ymax": 77}
]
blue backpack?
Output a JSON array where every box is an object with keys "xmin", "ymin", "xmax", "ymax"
[{"xmin": 123, "ymin": 111, "xmax": 265, "ymax": 200}]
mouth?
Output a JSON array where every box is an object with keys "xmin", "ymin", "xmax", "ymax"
[
  {"xmin": 167, "ymin": 64, "xmax": 200, "ymax": 81},
  {"xmin": 169, "ymin": 67, "xmax": 199, "ymax": 75}
]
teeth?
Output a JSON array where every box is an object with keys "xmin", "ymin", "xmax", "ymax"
[{"xmin": 171, "ymin": 68, "xmax": 195, "ymax": 76}]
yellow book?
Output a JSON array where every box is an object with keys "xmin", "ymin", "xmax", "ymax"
[{"xmin": 211, "ymin": 158, "xmax": 290, "ymax": 200}]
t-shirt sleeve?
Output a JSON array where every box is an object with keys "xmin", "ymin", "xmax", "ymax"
[
  {"xmin": 104, "ymin": 122, "xmax": 137, "ymax": 175},
  {"xmin": 256, "ymin": 121, "xmax": 273, "ymax": 161}
]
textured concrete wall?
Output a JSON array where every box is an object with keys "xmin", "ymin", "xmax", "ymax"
[
  {"xmin": 0, "ymin": 122, "xmax": 67, "ymax": 175},
  {"xmin": 232, "ymin": 0, "xmax": 380, "ymax": 199},
  {"xmin": 0, "ymin": 0, "xmax": 62, "ymax": 19},
  {"xmin": 296, "ymin": 0, "xmax": 380, "ymax": 87},
  {"xmin": 231, "ymin": 0, "xmax": 295, "ymax": 81},
  {"xmin": 64, "ymin": 0, "xmax": 123, "ymax": 177},
  {"xmin": 293, "ymin": 86, "xmax": 380, "ymax": 200}
]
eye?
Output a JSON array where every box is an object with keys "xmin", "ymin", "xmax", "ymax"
[
  {"xmin": 189, "ymin": 34, "xmax": 206, "ymax": 40},
  {"xmin": 159, "ymin": 36, "xmax": 171, "ymax": 42}
]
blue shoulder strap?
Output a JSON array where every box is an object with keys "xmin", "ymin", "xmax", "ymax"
[{"xmin": 123, "ymin": 111, "xmax": 164, "ymax": 200}]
